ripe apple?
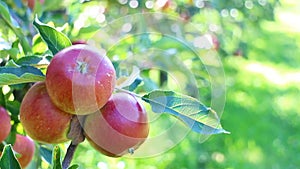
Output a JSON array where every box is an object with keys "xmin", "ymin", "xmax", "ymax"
[
  {"xmin": 0, "ymin": 106, "xmax": 11, "ymax": 143},
  {"xmin": 46, "ymin": 44, "xmax": 116, "ymax": 115},
  {"xmin": 13, "ymin": 134, "xmax": 35, "ymax": 168},
  {"xmin": 84, "ymin": 92, "xmax": 149, "ymax": 157},
  {"xmin": 72, "ymin": 40, "xmax": 87, "ymax": 45},
  {"xmin": 20, "ymin": 82, "xmax": 72, "ymax": 144}
]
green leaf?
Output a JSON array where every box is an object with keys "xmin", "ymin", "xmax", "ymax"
[
  {"xmin": 0, "ymin": 1, "xmax": 12, "ymax": 26},
  {"xmin": 6, "ymin": 100, "xmax": 21, "ymax": 116},
  {"xmin": 0, "ymin": 1, "xmax": 31, "ymax": 54},
  {"xmin": 0, "ymin": 145, "xmax": 22, "ymax": 169},
  {"xmin": 15, "ymin": 56, "xmax": 44, "ymax": 66},
  {"xmin": 142, "ymin": 90, "xmax": 229, "ymax": 135},
  {"xmin": 32, "ymin": 34, "xmax": 48, "ymax": 54},
  {"xmin": 33, "ymin": 16, "xmax": 72, "ymax": 55},
  {"xmin": 52, "ymin": 146, "xmax": 62, "ymax": 169},
  {"xmin": 40, "ymin": 146, "xmax": 53, "ymax": 165},
  {"xmin": 0, "ymin": 66, "xmax": 45, "ymax": 86},
  {"xmin": 68, "ymin": 164, "xmax": 79, "ymax": 169},
  {"xmin": 0, "ymin": 87, "xmax": 6, "ymax": 107}
]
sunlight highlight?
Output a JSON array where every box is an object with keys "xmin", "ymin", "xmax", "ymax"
[{"xmin": 245, "ymin": 63, "xmax": 300, "ymax": 86}]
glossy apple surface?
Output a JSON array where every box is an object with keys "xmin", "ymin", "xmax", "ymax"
[
  {"xmin": 46, "ymin": 44, "xmax": 116, "ymax": 115},
  {"xmin": 20, "ymin": 82, "xmax": 72, "ymax": 144},
  {"xmin": 0, "ymin": 106, "xmax": 11, "ymax": 143},
  {"xmin": 13, "ymin": 134, "xmax": 35, "ymax": 168},
  {"xmin": 84, "ymin": 92, "xmax": 149, "ymax": 157}
]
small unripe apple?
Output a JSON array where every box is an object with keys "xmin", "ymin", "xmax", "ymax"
[
  {"xmin": 84, "ymin": 92, "xmax": 149, "ymax": 157},
  {"xmin": 46, "ymin": 44, "xmax": 116, "ymax": 115},
  {"xmin": 0, "ymin": 106, "xmax": 11, "ymax": 143},
  {"xmin": 13, "ymin": 134, "xmax": 35, "ymax": 168},
  {"xmin": 20, "ymin": 82, "xmax": 72, "ymax": 144}
]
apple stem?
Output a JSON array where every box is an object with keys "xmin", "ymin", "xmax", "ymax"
[
  {"xmin": 115, "ymin": 87, "xmax": 142, "ymax": 98},
  {"xmin": 62, "ymin": 115, "xmax": 86, "ymax": 169},
  {"xmin": 62, "ymin": 142, "xmax": 78, "ymax": 169}
]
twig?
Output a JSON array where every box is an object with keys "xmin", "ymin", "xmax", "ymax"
[
  {"xmin": 62, "ymin": 116, "xmax": 86, "ymax": 169},
  {"xmin": 62, "ymin": 142, "xmax": 78, "ymax": 169}
]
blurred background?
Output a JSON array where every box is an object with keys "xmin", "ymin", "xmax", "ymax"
[{"xmin": 1, "ymin": 0, "xmax": 300, "ymax": 168}]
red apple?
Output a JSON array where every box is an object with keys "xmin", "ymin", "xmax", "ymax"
[
  {"xmin": 25, "ymin": 0, "xmax": 45, "ymax": 10},
  {"xmin": 84, "ymin": 92, "xmax": 149, "ymax": 157},
  {"xmin": 0, "ymin": 106, "xmax": 11, "ymax": 143},
  {"xmin": 13, "ymin": 134, "xmax": 35, "ymax": 168},
  {"xmin": 20, "ymin": 82, "xmax": 72, "ymax": 144},
  {"xmin": 72, "ymin": 40, "xmax": 87, "ymax": 45},
  {"xmin": 46, "ymin": 44, "xmax": 116, "ymax": 115},
  {"xmin": 211, "ymin": 34, "xmax": 220, "ymax": 50}
]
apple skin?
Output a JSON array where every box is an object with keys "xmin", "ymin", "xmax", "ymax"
[
  {"xmin": 72, "ymin": 40, "xmax": 87, "ymax": 45},
  {"xmin": 20, "ymin": 82, "xmax": 72, "ymax": 144},
  {"xmin": 84, "ymin": 92, "xmax": 149, "ymax": 157},
  {"xmin": 13, "ymin": 134, "xmax": 35, "ymax": 168},
  {"xmin": 0, "ymin": 106, "xmax": 11, "ymax": 143},
  {"xmin": 46, "ymin": 44, "xmax": 116, "ymax": 115}
]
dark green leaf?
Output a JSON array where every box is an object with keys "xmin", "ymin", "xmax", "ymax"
[
  {"xmin": 33, "ymin": 16, "xmax": 72, "ymax": 55},
  {"xmin": 68, "ymin": 164, "xmax": 79, "ymax": 169},
  {"xmin": 129, "ymin": 77, "xmax": 142, "ymax": 91},
  {"xmin": 40, "ymin": 146, "xmax": 53, "ymax": 165},
  {"xmin": 52, "ymin": 146, "xmax": 62, "ymax": 169},
  {"xmin": 0, "ymin": 145, "xmax": 21, "ymax": 169},
  {"xmin": 6, "ymin": 100, "xmax": 20, "ymax": 116},
  {"xmin": 0, "ymin": 66, "xmax": 45, "ymax": 86},
  {"xmin": 142, "ymin": 90, "xmax": 229, "ymax": 135},
  {"xmin": 4, "ymin": 126, "xmax": 17, "ymax": 145},
  {"xmin": 0, "ymin": 87, "xmax": 6, "ymax": 107},
  {"xmin": 16, "ymin": 56, "xmax": 43, "ymax": 66}
]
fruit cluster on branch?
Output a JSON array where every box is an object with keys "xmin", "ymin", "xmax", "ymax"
[{"xmin": 1, "ymin": 44, "xmax": 149, "ymax": 168}]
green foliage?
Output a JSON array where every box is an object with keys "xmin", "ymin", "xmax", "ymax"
[
  {"xmin": 0, "ymin": 145, "xmax": 21, "ymax": 169},
  {"xmin": 0, "ymin": 66, "xmax": 45, "ymax": 86},
  {"xmin": 39, "ymin": 146, "xmax": 53, "ymax": 165},
  {"xmin": 0, "ymin": 1, "xmax": 31, "ymax": 54},
  {"xmin": 33, "ymin": 16, "xmax": 72, "ymax": 55},
  {"xmin": 142, "ymin": 90, "xmax": 228, "ymax": 134}
]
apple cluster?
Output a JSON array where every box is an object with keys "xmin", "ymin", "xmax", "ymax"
[{"xmin": 19, "ymin": 44, "xmax": 149, "ymax": 158}]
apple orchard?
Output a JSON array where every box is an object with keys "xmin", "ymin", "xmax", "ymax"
[{"xmin": 0, "ymin": 2, "xmax": 229, "ymax": 169}]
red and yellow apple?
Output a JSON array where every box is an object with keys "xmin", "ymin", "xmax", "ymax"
[
  {"xmin": 0, "ymin": 106, "xmax": 11, "ymax": 143},
  {"xmin": 84, "ymin": 92, "xmax": 149, "ymax": 157},
  {"xmin": 46, "ymin": 44, "xmax": 116, "ymax": 115},
  {"xmin": 13, "ymin": 134, "xmax": 35, "ymax": 168},
  {"xmin": 20, "ymin": 82, "xmax": 72, "ymax": 144}
]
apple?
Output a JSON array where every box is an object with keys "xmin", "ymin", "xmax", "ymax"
[
  {"xmin": 211, "ymin": 34, "xmax": 220, "ymax": 50},
  {"xmin": 25, "ymin": 0, "xmax": 45, "ymax": 10},
  {"xmin": 46, "ymin": 44, "xmax": 116, "ymax": 115},
  {"xmin": 84, "ymin": 92, "xmax": 149, "ymax": 157},
  {"xmin": 0, "ymin": 106, "xmax": 11, "ymax": 143},
  {"xmin": 13, "ymin": 134, "xmax": 35, "ymax": 168},
  {"xmin": 72, "ymin": 40, "xmax": 87, "ymax": 45},
  {"xmin": 20, "ymin": 82, "xmax": 73, "ymax": 144}
]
